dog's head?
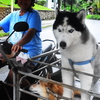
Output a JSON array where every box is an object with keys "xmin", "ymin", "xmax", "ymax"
[
  {"xmin": 53, "ymin": 9, "xmax": 89, "ymax": 49},
  {"xmin": 29, "ymin": 80, "xmax": 63, "ymax": 96},
  {"xmin": 29, "ymin": 80, "xmax": 47, "ymax": 98}
]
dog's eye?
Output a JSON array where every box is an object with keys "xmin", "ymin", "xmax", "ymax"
[
  {"xmin": 58, "ymin": 29, "xmax": 62, "ymax": 32},
  {"xmin": 68, "ymin": 29, "xmax": 74, "ymax": 33}
]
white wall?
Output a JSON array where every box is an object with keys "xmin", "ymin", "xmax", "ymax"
[{"xmin": 45, "ymin": 0, "xmax": 57, "ymax": 10}]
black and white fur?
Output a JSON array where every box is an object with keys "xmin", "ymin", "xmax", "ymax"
[{"xmin": 53, "ymin": 9, "xmax": 100, "ymax": 100}]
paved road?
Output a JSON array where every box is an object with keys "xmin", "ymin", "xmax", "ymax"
[
  {"xmin": 1, "ymin": 19, "xmax": 100, "ymax": 42},
  {"xmin": 42, "ymin": 20, "xmax": 54, "ymax": 27},
  {"xmin": 85, "ymin": 19, "xmax": 100, "ymax": 42},
  {"xmin": 40, "ymin": 25, "xmax": 56, "ymax": 41},
  {"xmin": 40, "ymin": 19, "xmax": 100, "ymax": 42}
]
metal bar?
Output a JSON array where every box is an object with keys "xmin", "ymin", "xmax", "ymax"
[
  {"xmin": 17, "ymin": 50, "xmax": 100, "ymax": 98},
  {"xmin": 19, "ymin": 88, "xmax": 50, "ymax": 100},
  {"xmin": 19, "ymin": 59, "xmax": 61, "ymax": 85},
  {"xmin": 3, "ymin": 48, "xmax": 99, "ymax": 99},
  {"xmin": 31, "ymin": 49, "xmax": 59, "ymax": 60},
  {"xmin": 20, "ymin": 88, "xmax": 69, "ymax": 100},
  {"xmin": 0, "ymin": 44, "xmax": 19, "ymax": 100},
  {"xmin": 18, "ymin": 71, "xmax": 100, "ymax": 98},
  {"xmin": 30, "ymin": 59, "xmax": 100, "ymax": 79},
  {"xmin": 31, "ymin": 59, "xmax": 61, "ymax": 74},
  {"xmin": 13, "ymin": 71, "xmax": 20, "ymax": 100}
]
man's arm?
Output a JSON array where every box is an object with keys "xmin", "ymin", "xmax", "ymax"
[{"xmin": 11, "ymin": 28, "xmax": 36, "ymax": 52}]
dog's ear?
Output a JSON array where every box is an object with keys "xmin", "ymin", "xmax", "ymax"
[
  {"xmin": 76, "ymin": 9, "xmax": 86, "ymax": 24},
  {"xmin": 40, "ymin": 80, "xmax": 48, "ymax": 86}
]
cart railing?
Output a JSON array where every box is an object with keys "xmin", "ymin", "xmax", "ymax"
[
  {"xmin": 13, "ymin": 49, "xmax": 100, "ymax": 100},
  {"xmin": 0, "ymin": 44, "xmax": 100, "ymax": 100}
]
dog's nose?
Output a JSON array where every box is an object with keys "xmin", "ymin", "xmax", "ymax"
[{"xmin": 60, "ymin": 41, "xmax": 66, "ymax": 49}]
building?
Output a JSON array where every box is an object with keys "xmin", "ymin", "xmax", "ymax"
[{"xmin": 45, "ymin": 0, "xmax": 58, "ymax": 10}]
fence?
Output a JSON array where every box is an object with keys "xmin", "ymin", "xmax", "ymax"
[
  {"xmin": 17, "ymin": 50, "xmax": 100, "ymax": 100},
  {"xmin": 0, "ymin": 7, "xmax": 55, "ymax": 20},
  {"xmin": 0, "ymin": 44, "xmax": 100, "ymax": 100}
]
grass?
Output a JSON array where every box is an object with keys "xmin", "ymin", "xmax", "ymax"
[
  {"xmin": 33, "ymin": 4, "xmax": 52, "ymax": 10},
  {"xmin": 0, "ymin": 0, "xmax": 52, "ymax": 10},
  {"xmin": 86, "ymin": 14, "xmax": 100, "ymax": 20},
  {"xmin": 0, "ymin": 32, "xmax": 9, "ymax": 37}
]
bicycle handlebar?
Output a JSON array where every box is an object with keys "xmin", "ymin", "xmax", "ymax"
[{"xmin": 20, "ymin": 49, "xmax": 28, "ymax": 53}]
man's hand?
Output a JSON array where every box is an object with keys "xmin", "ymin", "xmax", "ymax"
[{"xmin": 11, "ymin": 44, "xmax": 22, "ymax": 52}]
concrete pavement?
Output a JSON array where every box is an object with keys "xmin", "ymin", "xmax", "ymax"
[
  {"xmin": 0, "ymin": 19, "xmax": 100, "ymax": 41},
  {"xmin": 0, "ymin": 19, "xmax": 55, "ymax": 39},
  {"xmin": 42, "ymin": 19, "xmax": 54, "ymax": 27},
  {"xmin": 43, "ymin": 19, "xmax": 100, "ymax": 42}
]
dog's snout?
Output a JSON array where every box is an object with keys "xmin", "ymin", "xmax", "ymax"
[{"xmin": 60, "ymin": 41, "xmax": 66, "ymax": 49}]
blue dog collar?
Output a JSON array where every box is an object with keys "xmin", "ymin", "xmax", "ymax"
[{"xmin": 68, "ymin": 57, "xmax": 95, "ymax": 65}]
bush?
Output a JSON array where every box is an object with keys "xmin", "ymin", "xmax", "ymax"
[
  {"xmin": 0, "ymin": 33, "xmax": 9, "ymax": 37},
  {"xmin": 0, "ymin": 1, "xmax": 2, "ymax": 4},
  {"xmin": 86, "ymin": 14, "xmax": 100, "ymax": 20},
  {"xmin": 36, "ymin": 0, "xmax": 46, "ymax": 6}
]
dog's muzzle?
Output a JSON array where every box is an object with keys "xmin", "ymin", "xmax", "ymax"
[{"xmin": 60, "ymin": 41, "xmax": 66, "ymax": 49}]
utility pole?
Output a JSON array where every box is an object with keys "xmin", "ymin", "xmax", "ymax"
[
  {"xmin": 58, "ymin": 0, "xmax": 60, "ymax": 10},
  {"xmin": 64, "ymin": 0, "xmax": 66, "ymax": 10},
  {"xmin": 54, "ymin": 0, "xmax": 57, "ymax": 10},
  {"xmin": 11, "ymin": 0, "xmax": 14, "ymax": 12}
]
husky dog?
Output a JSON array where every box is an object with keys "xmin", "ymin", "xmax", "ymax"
[{"xmin": 53, "ymin": 9, "xmax": 100, "ymax": 100}]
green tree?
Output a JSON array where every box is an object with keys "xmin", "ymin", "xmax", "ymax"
[
  {"xmin": 62, "ymin": 0, "xmax": 77, "ymax": 11},
  {"xmin": 36, "ymin": 0, "xmax": 46, "ymax": 6},
  {"xmin": 61, "ymin": 0, "xmax": 91, "ymax": 12},
  {"xmin": 93, "ymin": 0, "xmax": 100, "ymax": 11}
]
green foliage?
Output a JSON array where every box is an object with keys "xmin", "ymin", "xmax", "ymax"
[
  {"xmin": 65, "ymin": 0, "xmax": 76, "ymax": 5},
  {"xmin": 0, "ymin": 0, "xmax": 52, "ymax": 11},
  {"xmin": 91, "ymin": 3, "xmax": 98, "ymax": 14},
  {"xmin": 33, "ymin": 4, "xmax": 52, "ymax": 10},
  {"xmin": 14, "ymin": 3, "xmax": 52, "ymax": 10},
  {"xmin": 0, "ymin": 0, "xmax": 10, "ymax": 6},
  {"xmin": 86, "ymin": 14, "xmax": 100, "ymax": 20},
  {"xmin": 62, "ymin": 0, "xmax": 91, "ymax": 12},
  {"xmin": 0, "ymin": 1, "xmax": 2, "ymax": 4},
  {"xmin": 0, "ymin": 33, "xmax": 9, "ymax": 37},
  {"xmin": 94, "ymin": 0, "xmax": 100, "ymax": 9},
  {"xmin": 36, "ymin": 0, "xmax": 46, "ymax": 6}
]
